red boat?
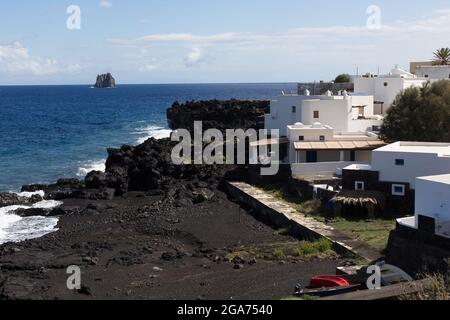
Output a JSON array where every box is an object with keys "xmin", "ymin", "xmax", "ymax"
[
  {"xmin": 294, "ymin": 275, "xmax": 362, "ymax": 298},
  {"xmin": 309, "ymin": 275, "xmax": 350, "ymax": 288}
]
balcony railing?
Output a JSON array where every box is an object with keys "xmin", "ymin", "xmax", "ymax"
[{"xmin": 291, "ymin": 161, "xmax": 370, "ymax": 177}]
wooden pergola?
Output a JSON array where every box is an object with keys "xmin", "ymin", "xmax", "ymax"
[{"xmin": 331, "ymin": 190, "xmax": 387, "ymax": 218}]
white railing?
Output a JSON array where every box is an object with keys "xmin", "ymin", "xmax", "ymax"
[{"xmin": 291, "ymin": 161, "xmax": 369, "ymax": 177}]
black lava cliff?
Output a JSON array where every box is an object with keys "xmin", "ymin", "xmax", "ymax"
[
  {"xmin": 19, "ymin": 99, "xmax": 266, "ymax": 204},
  {"xmin": 166, "ymin": 99, "xmax": 269, "ymax": 134}
]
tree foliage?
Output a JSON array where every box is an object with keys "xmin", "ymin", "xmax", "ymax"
[
  {"xmin": 433, "ymin": 48, "xmax": 450, "ymax": 65},
  {"xmin": 380, "ymin": 80, "xmax": 450, "ymax": 143},
  {"xmin": 334, "ymin": 74, "xmax": 351, "ymax": 83}
]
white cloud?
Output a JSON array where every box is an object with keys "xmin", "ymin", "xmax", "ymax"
[
  {"xmin": 184, "ymin": 48, "xmax": 203, "ymax": 67},
  {"xmin": 0, "ymin": 42, "xmax": 82, "ymax": 76},
  {"xmin": 99, "ymin": 1, "xmax": 112, "ymax": 8},
  {"xmin": 109, "ymin": 9, "xmax": 450, "ymax": 49},
  {"xmin": 139, "ymin": 64, "xmax": 158, "ymax": 72},
  {"xmin": 105, "ymin": 9, "xmax": 450, "ymax": 81}
]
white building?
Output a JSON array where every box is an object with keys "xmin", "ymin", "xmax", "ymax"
[
  {"xmin": 286, "ymin": 122, "xmax": 385, "ymax": 177},
  {"xmin": 371, "ymin": 142, "xmax": 450, "ymax": 190},
  {"xmin": 398, "ymin": 174, "xmax": 450, "ymax": 239},
  {"xmin": 265, "ymin": 91, "xmax": 382, "ymax": 137},
  {"xmin": 343, "ymin": 141, "xmax": 450, "ymax": 200},
  {"xmin": 354, "ymin": 68, "xmax": 427, "ymax": 114},
  {"xmin": 415, "ymin": 65, "xmax": 450, "ymax": 80}
]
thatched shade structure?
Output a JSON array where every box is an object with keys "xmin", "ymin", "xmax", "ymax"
[{"xmin": 331, "ymin": 190, "xmax": 386, "ymax": 210}]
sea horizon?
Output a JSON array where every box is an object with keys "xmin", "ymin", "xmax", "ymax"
[{"xmin": 0, "ymin": 81, "xmax": 298, "ymax": 87}]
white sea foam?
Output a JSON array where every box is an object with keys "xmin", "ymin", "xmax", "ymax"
[
  {"xmin": 0, "ymin": 199, "xmax": 62, "ymax": 244},
  {"xmin": 133, "ymin": 125, "xmax": 172, "ymax": 144},
  {"xmin": 77, "ymin": 159, "xmax": 106, "ymax": 177},
  {"xmin": 2, "ymin": 216, "xmax": 59, "ymax": 244},
  {"xmin": 16, "ymin": 190, "xmax": 45, "ymax": 198},
  {"xmin": 0, "ymin": 206, "xmax": 25, "ymax": 239}
]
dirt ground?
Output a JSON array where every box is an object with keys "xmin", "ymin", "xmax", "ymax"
[{"xmin": 0, "ymin": 191, "xmax": 344, "ymax": 300}]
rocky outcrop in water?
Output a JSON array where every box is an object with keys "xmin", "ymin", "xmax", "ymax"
[
  {"xmin": 95, "ymin": 73, "xmax": 116, "ymax": 88},
  {"xmin": 21, "ymin": 178, "xmax": 114, "ymax": 201},
  {"xmin": 22, "ymin": 179, "xmax": 84, "ymax": 194},
  {"xmin": 0, "ymin": 193, "xmax": 43, "ymax": 208},
  {"xmin": 166, "ymin": 99, "xmax": 269, "ymax": 134}
]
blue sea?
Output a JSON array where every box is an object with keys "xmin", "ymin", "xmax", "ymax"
[{"xmin": 0, "ymin": 83, "xmax": 296, "ymax": 192}]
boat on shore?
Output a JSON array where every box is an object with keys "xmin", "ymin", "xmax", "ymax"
[
  {"xmin": 294, "ymin": 275, "xmax": 363, "ymax": 298},
  {"xmin": 294, "ymin": 263, "xmax": 414, "ymax": 298}
]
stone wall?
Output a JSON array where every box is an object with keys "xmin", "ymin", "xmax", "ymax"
[{"xmin": 386, "ymin": 225, "xmax": 450, "ymax": 276}]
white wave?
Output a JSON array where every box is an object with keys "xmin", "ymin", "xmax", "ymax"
[
  {"xmin": 0, "ymin": 199, "xmax": 62, "ymax": 244},
  {"xmin": 2, "ymin": 216, "xmax": 59, "ymax": 244},
  {"xmin": 77, "ymin": 159, "xmax": 106, "ymax": 177},
  {"xmin": 33, "ymin": 200, "xmax": 63, "ymax": 209},
  {"xmin": 0, "ymin": 205, "xmax": 25, "ymax": 238},
  {"xmin": 133, "ymin": 125, "xmax": 172, "ymax": 144},
  {"xmin": 15, "ymin": 190, "xmax": 45, "ymax": 198}
]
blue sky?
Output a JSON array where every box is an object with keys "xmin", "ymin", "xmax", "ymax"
[{"xmin": 1, "ymin": 0, "xmax": 450, "ymax": 84}]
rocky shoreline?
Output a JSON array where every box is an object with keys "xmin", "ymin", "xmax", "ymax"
[{"xmin": 0, "ymin": 100, "xmax": 343, "ymax": 300}]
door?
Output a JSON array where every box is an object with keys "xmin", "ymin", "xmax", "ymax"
[{"xmin": 306, "ymin": 151, "xmax": 318, "ymax": 163}]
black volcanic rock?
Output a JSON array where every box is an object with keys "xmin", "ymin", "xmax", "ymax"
[
  {"xmin": 21, "ymin": 179, "xmax": 85, "ymax": 200},
  {"xmin": 14, "ymin": 207, "xmax": 49, "ymax": 218},
  {"xmin": 19, "ymin": 99, "xmax": 265, "ymax": 200},
  {"xmin": 95, "ymin": 73, "xmax": 116, "ymax": 88},
  {"xmin": 103, "ymin": 138, "xmax": 232, "ymax": 196},
  {"xmin": 166, "ymin": 99, "xmax": 269, "ymax": 134},
  {"xmin": 0, "ymin": 192, "xmax": 43, "ymax": 208},
  {"xmin": 99, "ymin": 99, "xmax": 270, "ymax": 196},
  {"xmin": 85, "ymin": 171, "xmax": 107, "ymax": 189}
]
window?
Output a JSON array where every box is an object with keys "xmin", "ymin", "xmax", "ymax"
[
  {"xmin": 350, "ymin": 150, "xmax": 356, "ymax": 162},
  {"xmin": 384, "ymin": 82, "xmax": 388, "ymax": 87},
  {"xmin": 392, "ymin": 184, "xmax": 406, "ymax": 196},
  {"xmin": 292, "ymin": 106, "xmax": 296, "ymax": 113},
  {"xmin": 355, "ymin": 181, "xmax": 365, "ymax": 191},
  {"xmin": 319, "ymin": 135, "xmax": 325, "ymax": 141},
  {"xmin": 313, "ymin": 111, "xmax": 320, "ymax": 119},
  {"xmin": 424, "ymin": 75, "xmax": 429, "ymax": 78},
  {"xmin": 395, "ymin": 159, "xmax": 405, "ymax": 166},
  {"xmin": 299, "ymin": 136, "xmax": 304, "ymax": 141}
]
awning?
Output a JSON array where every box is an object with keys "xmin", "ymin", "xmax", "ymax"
[
  {"xmin": 294, "ymin": 140, "xmax": 385, "ymax": 151},
  {"xmin": 250, "ymin": 137, "xmax": 289, "ymax": 147}
]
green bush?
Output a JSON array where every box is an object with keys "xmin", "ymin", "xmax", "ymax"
[{"xmin": 272, "ymin": 248, "xmax": 285, "ymax": 260}]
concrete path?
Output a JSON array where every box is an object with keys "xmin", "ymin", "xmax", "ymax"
[{"xmin": 227, "ymin": 182, "xmax": 382, "ymax": 261}]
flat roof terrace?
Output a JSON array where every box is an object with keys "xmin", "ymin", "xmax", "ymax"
[
  {"xmin": 375, "ymin": 141, "xmax": 450, "ymax": 155},
  {"xmin": 417, "ymin": 174, "xmax": 450, "ymax": 184}
]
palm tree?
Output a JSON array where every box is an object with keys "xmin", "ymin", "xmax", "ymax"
[{"xmin": 432, "ymin": 48, "xmax": 450, "ymax": 65}]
